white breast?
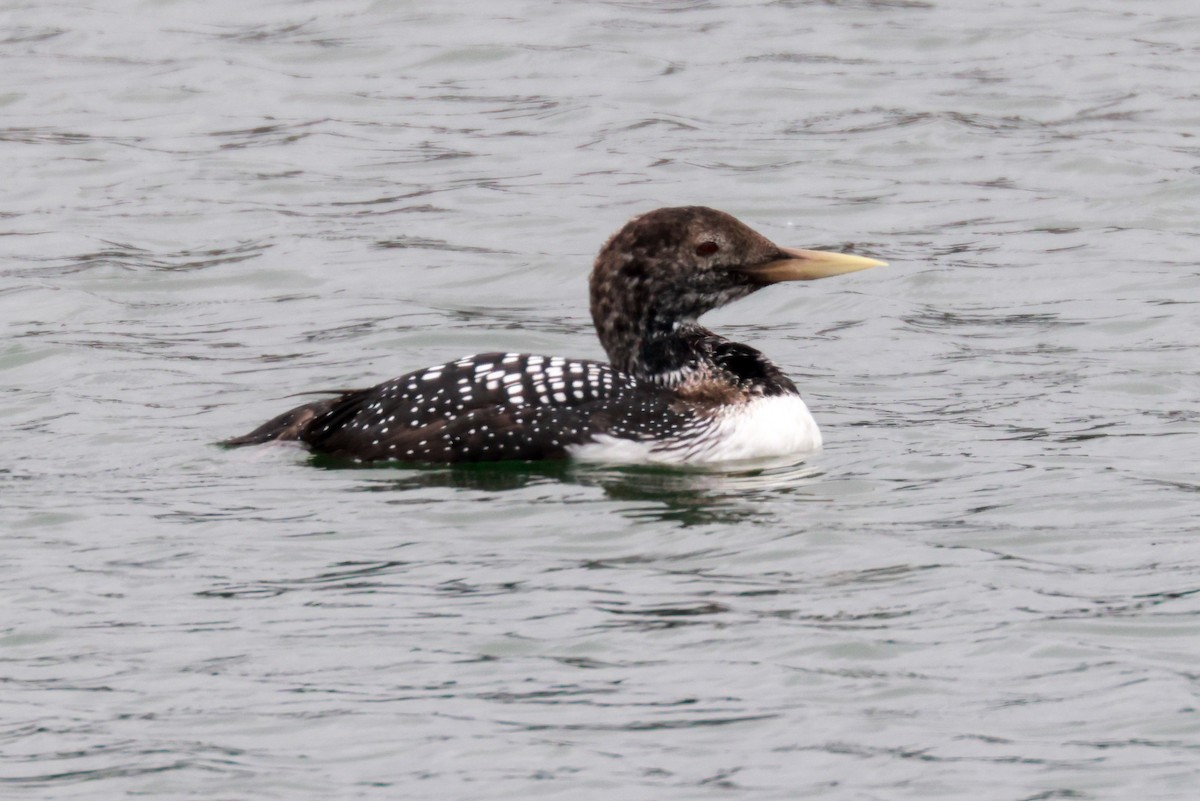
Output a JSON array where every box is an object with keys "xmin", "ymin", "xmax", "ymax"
[{"xmin": 568, "ymin": 394, "xmax": 822, "ymax": 465}]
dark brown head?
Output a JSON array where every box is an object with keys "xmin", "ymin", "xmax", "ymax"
[{"xmin": 588, "ymin": 206, "xmax": 884, "ymax": 377}]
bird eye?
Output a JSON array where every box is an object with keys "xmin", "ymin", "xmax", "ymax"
[{"xmin": 695, "ymin": 241, "xmax": 719, "ymax": 257}]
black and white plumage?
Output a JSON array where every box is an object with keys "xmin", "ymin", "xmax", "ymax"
[{"xmin": 225, "ymin": 206, "xmax": 884, "ymax": 465}]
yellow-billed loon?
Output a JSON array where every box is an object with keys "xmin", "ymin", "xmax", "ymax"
[{"xmin": 225, "ymin": 206, "xmax": 885, "ymax": 464}]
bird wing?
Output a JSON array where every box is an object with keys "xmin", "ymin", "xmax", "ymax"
[{"xmin": 296, "ymin": 352, "xmax": 687, "ymax": 463}]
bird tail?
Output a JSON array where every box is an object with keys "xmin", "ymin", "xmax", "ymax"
[{"xmin": 221, "ymin": 398, "xmax": 341, "ymax": 447}]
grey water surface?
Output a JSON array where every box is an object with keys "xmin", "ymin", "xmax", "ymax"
[{"xmin": 3, "ymin": 1, "xmax": 1199, "ymax": 799}]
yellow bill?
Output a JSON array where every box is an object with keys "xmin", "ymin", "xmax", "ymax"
[{"xmin": 744, "ymin": 246, "xmax": 887, "ymax": 283}]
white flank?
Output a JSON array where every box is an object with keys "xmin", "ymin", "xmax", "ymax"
[{"xmin": 567, "ymin": 395, "xmax": 822, "ymax": 465}]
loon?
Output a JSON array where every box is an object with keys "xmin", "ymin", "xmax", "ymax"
[{"xmin": 225, "ymin": 206, "xmax": 884, "ymax": 465}]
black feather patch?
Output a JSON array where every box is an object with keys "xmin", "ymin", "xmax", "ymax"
[{"xmin": 228, "ymin": 352, "xmax": 718, "ymax": 463}]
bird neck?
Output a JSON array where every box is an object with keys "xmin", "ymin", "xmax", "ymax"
[
  {"xmin": 632, "ymin": 319, "xmax": 705, "ymax": 385},
  {"xmin": 591, "ymin": 289, "xmax": 697, "ymax": 382},
  {"xmin": 603, "ymin": 319, "xmax": 799, "ymax": 397}
]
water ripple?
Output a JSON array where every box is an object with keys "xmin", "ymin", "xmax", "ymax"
[{"xmin": 4, "ymin": 1, "xmax": 1200, "ymax": 799}]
